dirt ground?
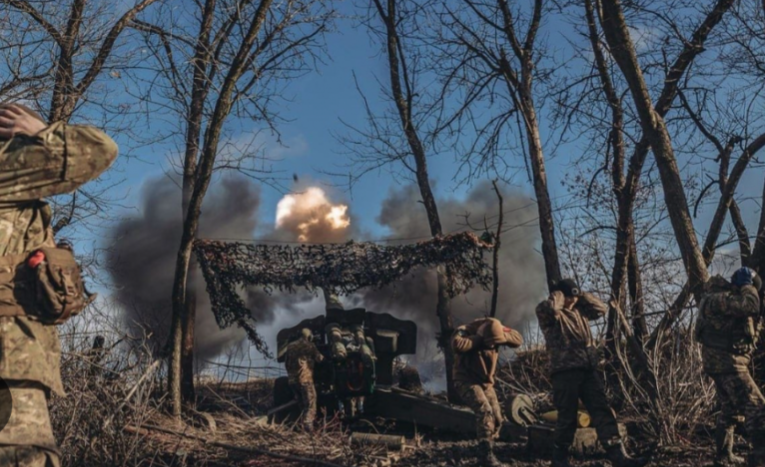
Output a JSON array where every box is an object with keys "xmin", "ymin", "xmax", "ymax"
[{"xmin": 125, "ymin": 379, "xmax": 730, "ymax": 467}]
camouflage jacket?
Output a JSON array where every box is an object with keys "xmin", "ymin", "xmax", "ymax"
[
  {"xmin": 451, "ymin": 318, "xmax": 523, "ymax": 388},
  {"xmin": 696, "ymin": 278, "xmax": 761, "ymax": 374},
  {"xmin": 284, "ymin": 338, "xmax": 324, "ymax": 385},
  {"xmin": 536, "ymin": 291, "xmax": 607, "ymax": 374},
  {"xmin": 0, "ymin": 122, "xmax": 118, "ymax": 395}
]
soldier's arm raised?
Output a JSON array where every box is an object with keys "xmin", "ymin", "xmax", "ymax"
[
  {"xmin": 0, "ymin": 119, "xmax": 118, "ymax": 202},
  {"xmin": 578, "ymin": 292, "xmax": 608, "ymax": 320},
  {"xmin": 535, "ymin": 291, "xmax": 564, "ymax": 327},
  {"xmin": 504, "ymin": 328, "xmax": 524, "ymax": 348},
  {"xmin": 451, "ymin": 326, "xmax": 482, "ymax": 353}
]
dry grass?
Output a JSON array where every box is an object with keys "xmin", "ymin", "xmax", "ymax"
[
  {"xmin": 495, "ymin": 328, "xmax": 717, "ymax": 451},
  {"xmin": 49, "ymin": 310, "xmax": 415, "ymax": 466}
]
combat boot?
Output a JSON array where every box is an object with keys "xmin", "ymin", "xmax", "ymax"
[
  {"xmin": 551, "ymin": 445, "xmax": 572, "ymax": 467},
  {"xmin": 715, "ymin": 426, "xmax": 744, "ymax": 466},
  {"xmin": 605, "ymin": 442, "xmax": 648, "ymax": 467},
  {"xmin": 478, "ymin": 440, "xmax": 504, "ymax": 467}
]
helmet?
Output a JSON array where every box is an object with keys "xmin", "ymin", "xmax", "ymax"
[
  {"xmin": 731, "ymin": 267, "xmax": 761, "ymax": 290},
  {"xmin": 554, "ymin": 278, "xmax": 581, "ymax": 298},
  {"xmin": 479, "ymin": 318, "xmax": 521, "ymax": 347},
  {"xmin": 300, "ymin": 328, "xmax": 313, "ymax": 341}
]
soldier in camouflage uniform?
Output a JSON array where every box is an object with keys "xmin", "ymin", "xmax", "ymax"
[
  {"xmin": 536, "ymin": 279, "xmax": 646, "ymax": 467},
  {"xmin": 696, "ymin": 267, "xmax": 765, "ymax": 467},
  {"xmin": 284, "ymin": 328, "xmax": 324, "ymax": 429},
  {"xmin": 0, "ymin": 103, "xmax": 118, "ymax": 467},
  {"xmin": 452, "ymin": 317, "xmax": 523, "ymax": 467}
]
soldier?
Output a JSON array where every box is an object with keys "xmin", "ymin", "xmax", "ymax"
[
  {"xmin": 536, "ymin": 279, "xmax": 646, "ymax": 467},
  {"xmin": 695, "ymin": 267, "xmax": 765, "ymax": 467},
  {"xmin": 0, "ymin": 103, "xmax": 118, "ymax": 467},
  {"xmin": 452, "ymin": 317, "xmax": 523, "ymax": 467},
  {"xmin": 284, "ymin": 328, "xmax": 324, "ymax": 429}
]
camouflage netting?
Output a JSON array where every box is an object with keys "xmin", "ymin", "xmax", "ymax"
[{"xmin": 194, "ymin": 232, "xmax": 493, "ymax": 354}]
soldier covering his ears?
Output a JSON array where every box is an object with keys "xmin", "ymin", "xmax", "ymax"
[
  {"xmin": 0, "ymin": 103, "xmax": 118, "ymax": 467},
  {"xmin": 696, "ymin": 267, "xmax": 765, "ymax": 467},
  {"xmin": 536, "ymin": 279, "xmax": 647, "ymax": 467},
  {"xmin": 452, "ymin": 317, "xmax": 523, "ymax": 467}
]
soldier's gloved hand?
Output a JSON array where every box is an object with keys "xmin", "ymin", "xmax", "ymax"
[
  {"xmin": 0, "ymin": 104, "xmax": 47, "ymax": 138},
  {"xmin": 549, "ymin": 290, "xmax": 565, "ymax": 311}
]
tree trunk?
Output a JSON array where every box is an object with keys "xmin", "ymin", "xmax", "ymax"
[
  {"xmin": 749, "ymin": 178, "xmax": 765, "ymax": 272},
  {"xmin": 167, "ymin": 0, "xmax": 217, "ymax": 417},
  {"xmin": 181, "ymin": 284, "xmax": 197, "ymax": 403},
  {"xmin": 490, "ymin": 180, "xmax": 504, "ymax": 318},
  {"xmin": 627, "ymin": 235, "xmax": 648, "ymax": 339},
  {"xmin": 523, "ymin": 98, "xmax": 562, "ymax": 290},
  {"xmin": 169, "ymin": 236, "xmax": 194, "ymax": 419},
  {"xmin": 600, "ymin": 0, "xmax": 709, "ymax": 295},
  {"xmin": 373, "ymin": 0, "xmax": 459, "ymax": 402},
  {"xmin": 648, "ymin": 134, "xmax": 765, "ymax": 346},
  {"xmin": 493, "ymin": 0, "xmax": 559, "ymax": 291}
]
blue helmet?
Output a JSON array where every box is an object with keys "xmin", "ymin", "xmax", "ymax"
[{"xmin": 731, "ymin": 267, "xmax": 762, "ymax": 290}]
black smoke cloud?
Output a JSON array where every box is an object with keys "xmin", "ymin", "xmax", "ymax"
[
  {"xmin": 106, "ymin": 175, "xmax": 306, "ymax": 361},
  {"xmin": 107, "ymin": 177, "xmax": 359, "ymax": 361},
  {"xmin": 350, "ymin": 181, "xmax": 545, "ymax": 362},
  {"xmin": 107, "ymin": 175, "xmax": 544, "ymax": 368}
]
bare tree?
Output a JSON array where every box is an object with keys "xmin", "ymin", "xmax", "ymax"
[
  {"xmin": 436, "ymin": 0, "xmax": 562, "ymax": 291},
  {"xmin": 598, "ymin": 0, "xmax": 712, "ymax": 294},
  {"xmin": 337, "ymin": 0, "xmax": 464, "ymax": 402},
  {"xmin": 134, "ymin": 0, "xmax": 333, "ymax": 416},
  {"xmin": 0, "ymin": 0, "xmax": 162, "ymax": 236}
]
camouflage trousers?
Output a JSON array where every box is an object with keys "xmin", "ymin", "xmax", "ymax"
[
  {"xmin": 0, "ymin": 385, "xmax": 60, "ymax": 467},
  {"xmin": 552, "ymin": 369, "xmax": 621, "ymax": 449},
  {"xmin": 290, "ymin": 382, "xmax": 318, "ymax": 427},
  {"xmin": 455, "ymin": 381, "xmax": 503, "ymax": 441},
  {"xmin": 710, "ymin": 371, "xmax": 765, "ymax": 452}
]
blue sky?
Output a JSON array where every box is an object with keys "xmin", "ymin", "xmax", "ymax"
[
  {"xmin": 55, "ymin": 1, "xmax": 765, "ymax": 373},
  {"xmin": 84, "ymin": 0, "xmax": 765, "ymax": 296},
  {"xmin": 101, "ymin": 4, "xmax": 578, "ymax": 246}
]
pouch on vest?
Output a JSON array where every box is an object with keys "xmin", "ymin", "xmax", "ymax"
[{"xmin": 33, "ymin": 247, "xmax": 91, "ymax": 324}]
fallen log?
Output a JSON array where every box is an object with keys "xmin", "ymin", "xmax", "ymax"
[{"xmin": 350, "ymin": 432, "xmax": 405, "ymax": 451}]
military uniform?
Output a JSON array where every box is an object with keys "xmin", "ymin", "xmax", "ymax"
[
  {"xmin": 696, "ymin": 277, "xmax": 765, "ymax": 466},
  {"xmin": 0, "ymin": 121, "xmax": 118, "ymax": 466},
  {"xmin": 452, "ymin": 317, "xmax": 522, "ymax": 467},
  {"xmin": 536, "ymin": 288, "xmax": 639, "ymax": 467},
  {"xmin": 284, "ymin": 333, "xmax": 324, "ymax": 427}
]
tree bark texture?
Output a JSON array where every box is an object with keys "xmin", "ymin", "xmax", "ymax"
[
  {"xmin": 495, "ymin": 0, "xmax": 561, "ymax": 291},
  {"xmin": 490, "ymin": 180, "xmax": 504, "ymax": 318},
  {"xmin": 599, "ymin": 0, "xmax": 710, "ymax": 295},
  {"xmin": 373, "ymin": 0, "xmax": 458, "ymax": 402},
  {"xmin": 594, "ymin": 0, "xmax": 735, "ymax": 346},
  {"xmin": 170, "ymin": 0, "xmax": 273, "ymax": 417},
  {"xmin": 168, "ymin": 0, "xmax": 218, "ymax": 418},
  {"xmin": 648, "ymin": 134, "xmax": 765, "ymax": 347}
]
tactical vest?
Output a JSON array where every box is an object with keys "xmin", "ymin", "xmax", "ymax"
[{"xmin": 696, "ymin": 296, "xmax": 760, "ymax": 355}]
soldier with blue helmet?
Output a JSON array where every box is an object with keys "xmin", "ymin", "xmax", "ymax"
[{"xmin": 696, "ymin": 267, "xmax": 765, "ymax": 467}]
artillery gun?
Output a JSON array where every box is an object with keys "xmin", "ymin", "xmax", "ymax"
[{"xmin": 271, "ymin": 291, "xmax": 478, "ymax": 433}]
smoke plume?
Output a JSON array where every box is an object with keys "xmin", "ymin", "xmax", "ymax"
[
  {"xmin": 107, "ymin": 176, "xmax": 285, "ymax": 361},
  {"xmin": 107, "ymin": 176, "xmax": 543, "ymax": 371},
  {"xmin": 350, "ymin": 181, "xmax": 545, "ymax": 365},
  {"xmin": 107, "ymin": 178, "xmax": 356, "ymax": 362}
]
